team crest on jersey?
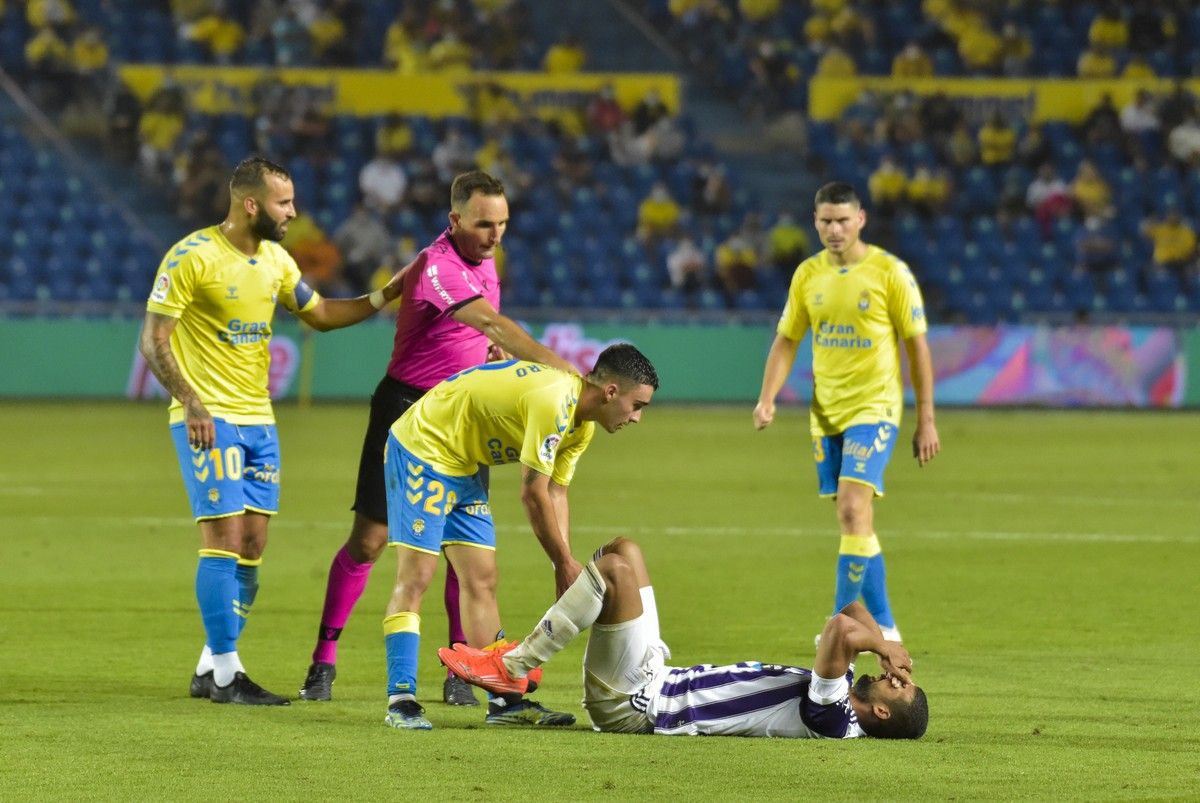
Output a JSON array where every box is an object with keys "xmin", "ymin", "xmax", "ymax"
[
  {"xmin": 539, "ymin": 434, "xmax": 561, "ymax": 462},
  {"xmin": 412, "ymin": 519, "xmax": 425, "ymax": 535},
  {"xmin": 857, "ymin": 291, "xmax": 870, "ymax": 311},
  {"xmin": 208, "ymin": 488, "xmax": 220, "ymax": 504},
  {"xmin": 150, "ymin": 273, "xmax": 170, "ymax": 302}
]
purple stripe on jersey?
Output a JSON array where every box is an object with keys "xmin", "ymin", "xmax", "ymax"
[
  {"xmin": 654, "ymin": 682, "xmax": 801, "ymax": 731},
  {"xmin": 659, "ymin": 663, "xmax": 806, "ymax": 699}
]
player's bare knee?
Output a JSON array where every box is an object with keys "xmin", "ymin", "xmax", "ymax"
[
  {"xmin": 596, "ymin": 553, "xmax": 635, "ymax": 592},
  {"xmin": 836, "ymin": 497, "xmax": 871, "ymax": 532}
]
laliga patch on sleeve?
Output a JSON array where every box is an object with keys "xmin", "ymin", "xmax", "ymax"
[
  {"xmin": 150, "ymin": 273, "xmax": 170, "ymax": 303},
  {"xmin": 539, "ymin": 434, "xmax": 562, "ymax": 463}
]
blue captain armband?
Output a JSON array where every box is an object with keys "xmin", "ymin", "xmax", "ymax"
[{"xmin": 294, "ymin": 280, "xmax": 316, "ymax": 308}]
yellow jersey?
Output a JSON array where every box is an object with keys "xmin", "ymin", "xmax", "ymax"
[
  {"xmin": 778, "ymin": 245, "xmax": 927, "ymax": 436},
  {"xmin": 146, "ymin": 225, "xmax": 319, "ymax": 425},
  {"xmin": 390, "ymin": 361, "xmax": 595, "ymax": 485}
]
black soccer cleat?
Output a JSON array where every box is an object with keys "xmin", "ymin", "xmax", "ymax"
[
  {"xmin": 210, "ymin": 672, "xmax": 291, "ymax": 706},
  {"xmin": 442, "ymin": 673, "xmax": 481, "ymax": 706},
  {"xmin": 299, "ymin": 662, "xmax": 336, "ymax": 701},
  {"xmin": 190, "ymin": 671, "xmax": 214, "ymax": 699}
]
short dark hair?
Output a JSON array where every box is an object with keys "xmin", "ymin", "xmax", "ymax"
[
  {"xmin": 588, "ymin": 343, "xmax": 659, "ymax": 390},
  {"xmin": 230, "ymin": 157, "xmax": 290, "ymax": 197},
  {"xmin": 813, "ymin": 181, "xmax": 861, "ymax": 208},
  {"xmin": 863, "ymin": 686, "xmax": 929, "ymax": 740},
  {"xmin": 451, "ymin": 170, "xmax": 505, "ymax": 211}
]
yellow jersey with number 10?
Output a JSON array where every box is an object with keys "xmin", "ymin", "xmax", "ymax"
[
  {"xmin": 777, "ymin": 245, "xmax": 927, "ymax": 436},
  {"xmin": 145, "ymin": 225, "xmax": 319, "ymax": 425}
]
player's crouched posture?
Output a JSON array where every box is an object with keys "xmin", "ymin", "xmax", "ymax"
[{"xmin": 441, "ymin": 537, "xmax": 928, "ymax": 739}]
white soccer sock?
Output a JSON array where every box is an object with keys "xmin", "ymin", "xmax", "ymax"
[
  {"xmin": 195, "ymin": 645, "xmax": 214, "ymax": 676},
  {"xmin": 212, "ymin": 651, "xmax": 245, "ymax": 687},
  {"xmin": 880, "ymin": 625, "xmax": 903, "ymax": 643},
  {"xmin": 505, "ymin": 562, "xmax": 606, "ymax": 676},
  {"xmin": 639, "ymin": 586, "xmax": 672, "ymax": 660}
]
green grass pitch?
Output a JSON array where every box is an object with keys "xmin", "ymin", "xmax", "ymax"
[{"xmin": 1, "ymin": 401, "xmax": 1198, "ymax": 800}]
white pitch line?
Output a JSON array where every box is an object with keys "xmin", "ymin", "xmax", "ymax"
[{"xmin": 0, "ymin": 516, "xmax": 1194, "ymax": 544}]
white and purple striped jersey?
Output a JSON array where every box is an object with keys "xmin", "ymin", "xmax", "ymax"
[{"xmin": 638, "ymin": 662, "xmax": 865, "ymax": 739}]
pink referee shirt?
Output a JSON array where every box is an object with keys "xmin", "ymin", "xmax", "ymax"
[{"xmin": 387, "ymin": 228, "xmax": 501, "ymax": 390}]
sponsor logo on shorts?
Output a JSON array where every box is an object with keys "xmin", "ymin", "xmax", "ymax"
[
  {"xmin": 539, "ymin": 434, "xmax": 561, "ymax": 463},
  {"xmin": 150, "ymin": 273, "xmax": 170, "ymax": 303},
  {"xmin": 412, "ymin": 519, "xmax": 425, "ymax": 535}
]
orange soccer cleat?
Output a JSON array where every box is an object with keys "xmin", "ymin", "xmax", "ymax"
[{"xmin": 438, "ymin": 641, "xmax": 541, "ymax": 696}]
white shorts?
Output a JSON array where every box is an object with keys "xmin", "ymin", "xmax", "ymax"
[{"xmin": 581, "ymin": 614, "xmax": 668, "ymax": 734}]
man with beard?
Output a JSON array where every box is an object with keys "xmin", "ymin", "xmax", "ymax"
[
  {"xmin": 139, "ymin": 157, "xmax": 407, "ymax": 705},
  {"xmin": 440, "ymin": 537, "xmax": 927, "ymax": 739}
]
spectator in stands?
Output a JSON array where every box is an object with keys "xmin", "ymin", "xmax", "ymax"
[
  {"xmin": 542, "ymin": 33, "xmax": 586, "ymax": 73},
  {"xmin": 636, "ymin": 181, "xmax": 682, "ymax": 243},
  {"xmin": 766, "ymin": 212, "xmax": 809, "ymax": 273},
  {"xmin": 649, "ymin": 115, "xmax": 687, "ymax": 162},
  {"xmin": 946, "ymin": 121, "xmax": 978, "ymax": 169},
  {"xmin": 867, "ymin": 155, "xmax": 907, "ymax": 219},
  {"xmin": 1121, "ymin": 54, "xmax": 1156, "ymax": 79},
  {"xmin": 1076, "ymin": 44, "xmax": 1117, "ymax": 79},
  {"xmin": 1026, "ymin": 163, "xmax": 1072, "ymax": 235},
  {"xmin": 747, "ymin": 39, "xmax": 800, "ymax": 116},
  {"xmin": 427, "ymin": 29, "xmax": 474, "ymax": 72},
  {"xmin": 918, "ymin": 91, "xmax": 961, "ymax": 154},
  {"xmin": 891, "ymin": 41, "xmax": 932, "ymax": 78},
  {"xmin": 1080, "ymin": 93, "xmax": 1122, "ymax": 150},
  {"xmin": 309, "ymin": 2, "xmax": 356, "ymax": 66},
  {"xmin": 1069, "ymin": 159, "xmax": 1113, "ymax": 220},
  {"xmin": 358, "ymin": 151, "xmax": 408, "ymax": 216},
  {"xmin": 1016, "ymin": 123, "xmax": 1053, "ymax": 169},
  {"xmin": 175, "ymin": 132, "xmax": 228, "ymax": 225},
  {"xmin": 103, "ymin": 79, "xmax": 142, "ymax": 163},
  {"xmin": 906, "ymin": 163, "xmax": 950, "ymax": 218},
  {"xmin": 281, "ymin": 211, "xmax": 345, "ymax": 294},
  {"xmin": 26, "ymin": 0, "xmax": 77, "ymax": 30},
  {"xmin": 376, "ymin": 113, "xmax": 414, "ymax": 160},
  {"xmin": 1158, "ymin": 82, "xmax": 1196, "ymax": 133},
  {"xmin": 1120, "ymin": 89, "xmax": 1161, "ymax": 138},
  {"xmin": 1088, "ymin": 1, "xmax": 1129, "ymax": 52},
  {"xmin": 586, "ymin": 83, "xmax": 627, "ymax": 136},
  {"xmin": 432, "ymin": 127, "xmax": 475, "ymax": 184},
  {"xmin": 693, "ymin": 160, "xmax": 733, "ymax": 216},
  {"xmin": 24, "ymin": 24, "xmax": 71, "ymax": 111},
  {"xmin": 977, "ymin": 110, "xmax": 1016, "ymax": 168},
  {"xmin": 181, "ymin": 4, "xmax": 246, "ymax": 65},
  {"xmin": 1127, "ymin": 0, "xmax": 1165, "ymax": 56},
  {"xmin": 289, "ymin": 102, "xmax": 333, "ymax": 163},
  {"xmin": 383, "ymin": 9, "xmax": 425, "ymax": 72},
  {"xmin": 334, "ymin": 203, "xmax": 393, "ymax": 290},
  {"xmin": 715, "ymin": 227, "xmax": 760, "ymax": 301},
  {"xmin": 69, "ymin": 26, "xmax": 109, "ymax": 96},
  {"xmin": 998, "ymin": 22, "xmax": 1033, "ymax": 77},
  {"xmin": 1073, "ymin": 215, "xmax": 1120, "ymax": 274},
  {"xmin": 137, "ymin": 87, "xmax": 187, "ymax": 183},
  {"xmin": 958, "ymin": 23, "xmax": 1001, "ymax": 75},
  {"xmin": 1142, "ymin": 209, "xmax": 1197, "ymax": 276},
  {"xmin": 608, "ymin": 119, "xmax": 654, "ymax": 168},
  {"xmin": 665, "ymin": 235, "xmax": 708, "ymax": 296},
  {"xmin": 739, "ymin": 0, "xmax": 782, "ymax": 25},
  {"xmin": 405, "ymin": 159, "xmax": 442, "ymax": 215},
  {"xmin": 272, "ymin": 7, "xmax": 313, "ymax": 66},
  {"xmin": 1166, "ymin": 111, "xmax": 1200, "ymax": 168},
  {"xmin": 632, "ymin": 88, "xmax": 669, "ymax": 136},
  {"xmin": 815, "ymin": 45, "xmax": 856, "ymax": 78}
]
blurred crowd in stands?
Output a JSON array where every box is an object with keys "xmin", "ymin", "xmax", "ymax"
[{"xmin": 3, "ymin": 0, "xmax": 1200, "ymax": 319}]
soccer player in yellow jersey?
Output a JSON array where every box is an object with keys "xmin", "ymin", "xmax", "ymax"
[
  {"xmin": 379, "ymin": 345, "xmax": 658, "ymax": 729},
  {"xmin": 753, "ymin": 182, "xmax": 940, "ymax": 644},
  {"xmin": 139, "ymin": 157, "xmax": 407, "ymax": 705}
]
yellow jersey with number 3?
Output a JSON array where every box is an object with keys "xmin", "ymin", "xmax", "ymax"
[
  {"xmin": 390, "ymin": 360, "xmax": 595, "ymax": 485},
  {"xmin": 777, "ymin": 245, "xmax": 927, "ymax": 436},
  {"xmin": 145, "ymin": 225, "xmax": 320, "ymax": 425}
]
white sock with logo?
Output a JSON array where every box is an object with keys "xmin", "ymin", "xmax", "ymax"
[{"xmin": 504, "ymin": 562, "xmax": 606, "ymax": 676}]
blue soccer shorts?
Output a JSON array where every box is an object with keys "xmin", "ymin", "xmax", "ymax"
[
  {"xmin": 385, "ymin": 433, "xmax": 494, "ymax": 554},
  {"xmin": 170, "ymin": 419, "xmax": 281, "ymax": 521},
  {"xmin": 813, "ymin": 421, "xmax": 899, "ymax": 498}
]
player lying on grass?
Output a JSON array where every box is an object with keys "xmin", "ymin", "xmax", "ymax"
[{"xmin": 440, "ymin": 537, "xmax": 927, "ymax": 739}]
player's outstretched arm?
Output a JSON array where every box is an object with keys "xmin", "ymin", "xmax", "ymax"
[
  {"xmin": 520, "ymin": 466, "xmax": 582, "ymax": 598},
  {"xmin": 293, "ymin": 260, "xmax": 412, "ymax": 332},
  {"xmin": 139, "ymin": 312, "xmax": 214, "ymax": 450},
  {"xmin": 452, "ymin": 298, "xmax": 577, "ymax": 374},
  {"xmin": 754, "ymin": 333, "xmax": 800, "ymax": 429},
  {"xmin": 904, "ymin": 333, "xmax": 940, "ymax": 466}
]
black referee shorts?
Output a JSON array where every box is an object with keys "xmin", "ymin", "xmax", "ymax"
[{"xmin": 351, "ymin": 375, "xmax": 490, "ymax": 524}]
